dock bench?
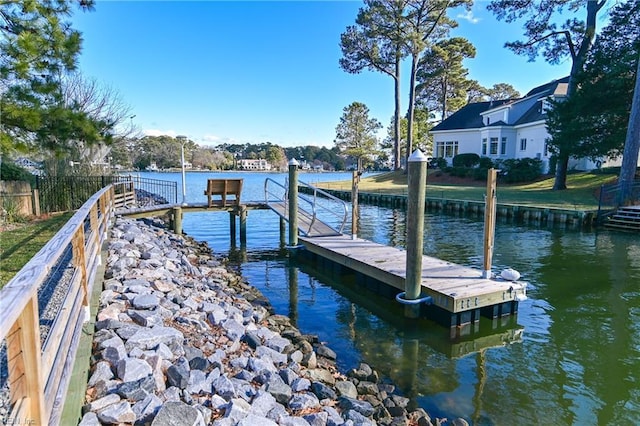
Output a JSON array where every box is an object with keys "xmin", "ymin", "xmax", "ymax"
[{"xmin": 204, "ymin": 178, "xmax": 243, "ymax": 207}]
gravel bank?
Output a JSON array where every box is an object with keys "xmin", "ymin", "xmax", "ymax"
[{"xmin": 80, "ymin": 216, "xmax": 465, "ymax": 425}]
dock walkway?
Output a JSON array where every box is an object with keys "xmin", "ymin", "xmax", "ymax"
[{"xmin": 300, "ymin": 234, "xmax": 527, "ymax": 323}]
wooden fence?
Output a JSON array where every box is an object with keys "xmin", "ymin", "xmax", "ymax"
[
  {"xmin": 0, "ymin": 181, "xmax": 37, "ymax": 217},
  {"xmin": 0, "ymin": 185, "xmax": 115, "ymax": 425}
]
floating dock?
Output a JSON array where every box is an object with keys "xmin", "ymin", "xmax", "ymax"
[{"xmin": 299, "ymin": 234, "xmax": 527, "ymax": 327}]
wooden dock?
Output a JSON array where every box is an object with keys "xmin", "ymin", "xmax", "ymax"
[{"xmin": 299, "ymin": 234, "xmax": 527, "ymax": 325}]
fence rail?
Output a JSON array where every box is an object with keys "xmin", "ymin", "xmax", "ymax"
[
  {"xmin": 597, "ymin": 180, "xmax": 640, "ymax": 222},
  {"xmin": 0, "ymin": 185, "xmax": 115, "ymax": 425},
  {"xmin": 36, "ymin": 175, "xmax": 177, "ymax": 213}
]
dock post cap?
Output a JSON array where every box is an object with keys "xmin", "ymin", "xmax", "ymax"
[
  {"xmin": 408, "ymin": 149, "xmax": 428, "ymax": 162},
  {"xmin": 288, "ymin": 158, "xmax": 300, "ymax": 166}
]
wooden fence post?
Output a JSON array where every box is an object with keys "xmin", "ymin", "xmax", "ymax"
[{"xmin": 7, "ymin": 296, "xmax": 45, "ymax": 425}]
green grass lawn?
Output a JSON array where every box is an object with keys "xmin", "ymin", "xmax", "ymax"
[
  {"xmin": 318, "ymin": 171, "xmax": 617, "ymax": 210},
  {"xmin": 0, "ymin": 212, "xmax": 73, "ymax": 289}
]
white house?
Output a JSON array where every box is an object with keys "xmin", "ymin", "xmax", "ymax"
[
  {"xmin": 429, "ymin": 76, "xmax": 621, "ymax": 172},
  {"xmin": 238, "ymin": 158, "xmax": 272, "ymax": 171}
]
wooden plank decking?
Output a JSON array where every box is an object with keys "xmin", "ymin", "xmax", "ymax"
[
  {"xmin": 299, "ymin": 234, "xmax": 527, "ymax": 314},
  {"xmin": 267, "ymin": 201, "xmax": 341, "ymax": 237}
]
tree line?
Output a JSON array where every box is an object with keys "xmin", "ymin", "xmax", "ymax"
[{"xmin": 109, "ymin": 137, "xmax": 351, "ymax": 172}]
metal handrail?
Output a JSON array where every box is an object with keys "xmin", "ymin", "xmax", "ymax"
[
  {"xmin": 264, "ymin": 178, "xmax": 348, "ymax": 235},
  {"xmin": 299, "ymin": 180, "xmax": 348, "ymax": 234}
]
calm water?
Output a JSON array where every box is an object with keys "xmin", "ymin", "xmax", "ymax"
[{"xmin": 141, "ymin": 171, "xmax": 640, "ymax": 426}]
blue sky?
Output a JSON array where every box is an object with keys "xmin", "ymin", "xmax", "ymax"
[{"xmin": 71, "ymin": 1, "xmax": 576, "ymax": 148}]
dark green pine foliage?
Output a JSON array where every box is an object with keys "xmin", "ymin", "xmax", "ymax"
[
  {"xmin": 546, "ymin": 0, "xmax": 640, "ymax": 163},
  {"xmin": 1, "ymin": 0, "xmax": 100, "ymax": 157}
]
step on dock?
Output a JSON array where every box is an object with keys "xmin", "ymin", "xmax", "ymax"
[{"xmin": 299, "ymin": 234, "xmax": 527, "ymax": 327}]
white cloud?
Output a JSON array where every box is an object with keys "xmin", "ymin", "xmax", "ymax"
[{"xmin": 457, "ymin": 10, "xmax": 480, "ymax": 24}]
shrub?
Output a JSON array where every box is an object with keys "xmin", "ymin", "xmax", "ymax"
[
  {"xmin": 450, "ymin": 166, "xmax": 472, "ymax": 178},
  {"xmin": 499, "ymin": 158, "xmax": 543, "ymax": 183},
  {"xmin": 452, "ymin": 153, "xmax": 480, "ymax": 168},
  {"xmin": 429, "ymin": 157, "xmax": 447, "ymax": 169},
  {"xmin": 473, "ymin": 168, "xmax": 489, "ymax": 181},
  {"xmin": 0, "ymin": 162, "xmax": 36, "ymax": 186},
  {"xmin": 478, "ymin": 156, "xmax": 494, "ymax": 169}
]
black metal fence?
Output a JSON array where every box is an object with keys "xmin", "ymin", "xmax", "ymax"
[
  {"xmin": 36, "ymin": 175, "xmax": 177, "ymax": 213},
  {"xmin": 597, "ymin": 180, "xmax": 640, "ymax": 222}
]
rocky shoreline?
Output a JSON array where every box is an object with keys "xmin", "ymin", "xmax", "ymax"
[{"xmin": 79, "ymin": 217, "xmax": 459, "ymax": 425}]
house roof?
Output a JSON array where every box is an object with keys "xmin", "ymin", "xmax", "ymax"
[{"xmin": 431, "ymin": 76, "xmax": 570, "ymax": 132}]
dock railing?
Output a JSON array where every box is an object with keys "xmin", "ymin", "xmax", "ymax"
[
  {"xmin": 264, "ymin": 178, "xmax": 348, "ymax": 235},
  {"xmin": 597, "ymin": 180, "xmax": 640, "ymax": 223},
  {"xmin": 0, "ymin": 185, "xmax": 115, "ymax": 425}
]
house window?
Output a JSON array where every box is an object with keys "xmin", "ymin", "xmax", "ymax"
[
  {"xmin": 486, "ymin": 117, "xmax": 490, "ymax": 125},
  {"xmin": 501, "ymin": 137, "xmax": 507, "ymax": 155},
  {"xmin": 436, "ymin": 141, "xmax": 458, "ymax": 158},
  {"xmin": 482, "ymin": 138, "xmax": 487, "ymax": 155},
  {"xmin": 490, "ymin": 137, "xmax": 498, "ymax": 155},
  {"xmin": 544, "ymin": 141, "xmax": 549, "ymax": 157},
  {"xmin": 520, "ymin": 138, "xmax": 527, "ymax": 151}
]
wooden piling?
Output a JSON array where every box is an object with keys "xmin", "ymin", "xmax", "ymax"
[
  {"xmin": 405, "ymin": 150, "xmax": 428, "ymax": 318},
  {"xmin": 288, "ymin": 159, "xmax": 299, "ymax": 247},
  {"xmin": 352, "ymin": 171, "xmax": 360, "ymax": 239},
  {"xmin": 483, "ymin": 169, "xmax": 497, "ymax": 279},
  {"xmin": 239, "ymin": 206, "xmax": 247, "ymax": 245},
  {"xmin": 172, "ymin": 206, "xmax": 182, "ymax": 235}
]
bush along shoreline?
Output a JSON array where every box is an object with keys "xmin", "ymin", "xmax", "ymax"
[{"xmin": 80, "ymin": 217, "xmax": 462, "ymax": 426}]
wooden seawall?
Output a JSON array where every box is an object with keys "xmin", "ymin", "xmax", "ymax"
[
  {"xmin": 300, "ymin": 187, "xmax": 597, "ymax": 228},
  {"xmin": 299, "ymin": 234, "xmax": 527, "ymax": 327}
]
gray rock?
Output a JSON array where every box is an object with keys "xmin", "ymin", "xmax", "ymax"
[
  {"xmin": 265, "ymin": 336, "xmax": 292, "ymax": 353},
  {"xmin": 302, "ymin": 351, "xmax": 317, "ymax": 368},
  {"xmin": 289, "ymin": 350, "xmax": 304, "ymax": 363},
  {"xmin": 344, "ymin": 409, "xmax": 376, "ymax": 425},
  {"xmin": 306, "ymin": 367, "xmax": 335, "ymax": 385},
  {"xmin": 151, "ymin": 401, "xmax": 206, "ymax": 426},
  {"xmin": 279, "ymin": 416, "xmax": 312, "ymax": 426},
  {"xmin": 335, "ymin": 380, "xmax": 358, "ymax": 398},
  {"xmin": 316, "ymin": 344, "xmax": 337, "ymax": 360},
  {"xmin": 117, "ymin": 357, "xmax": 152, "ymax": 382},
  {"xmin": 125, "ymin": 326, "xmax": 183, "ymax": 350},
  {"xmin": 224, "ymin": 398, "xmax": 251, "ymax": 423},
  {"xmin": 132, "ymin": 394, "xmax": 163, "ymax": 422},
  {"xmin": 88, "ymin": 361, "xmax": 114, "ymax": 387},
  {"xmin": 133, "ymin": 293, "xmax": 160, "ymax": 309},
  {"xmin": 323, "ymin": 406, "xmax": 345, "ymax": 426},
  {"xmin": 312, "ymin": 381, "xmax": 337, "ymax": 400},
  {"xmin": 117, "ymin": 375, "xmax": 156, "ymax": 401},
  {"xmin": 86, "ymin": 393, "xmax": 121, "ymax": 412},
  {"xmin": 279, "ymin": 368, "xmax": 298, "ymax": 385},
  {"xmin": 212, "ymin": 375, "xmax": 236, "ymax": 399},
  {"xmin": 221, "ymin": 318, "xmax": 245, "ymax": 340},
  {"xmin": 243, "ymin": 331, "xmax": 261, "ymax": 349},
  {"xmin": 288, "ymin": 392, "xmax": 320, "ymax": 411},
  {"xmin": 338, "ymin": 396, "xmax": 375, "ymax": 417},
  {"xmin": 248, "ymin": 390, "xmax": 278, "ymax": 416},
  {"xmin": 238, "ymin": 414, "xmax": 278, "ymax": 426},
  {"xmin": 187, "ymin": 370, "xmax": 210, "ymax": 394},
  {"xmin": 248, "ymin": 355, "xmax": 277, "ymax": 373},
  {"xmin": 129, "ymin": 309, "xmax": 163, "ymax": 327},
  {"xmin": 97, "ymin": 400, "xmax": 136, "ymax": 424},
  {"xmin": 357, "ymin": 381, "xmax": 379, "ymax": 396},
  {"xmin": 256, "ymin": 345, "xmax": 288, "ymax": 365},
  {"xmin": 78, "ymin": 412, "xmax": 100, "ymax": 426},
  {"xmin": 304, "ymin": 411, "xmax": 329, "ymax": 426},
  {"xmin": 266, "ymin": 378, "xmax": 292, "ymax": 405},
  {"xmin": 166, "ymin": 358, "xmax": 190, "ymax": 388},
  {"xmin": 451, "ymin": 418, "xmax": 470, "ymax": 426},
  {"xmin": 290, "ymin": 377, "xmax": 311, "ymax": 392}
]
